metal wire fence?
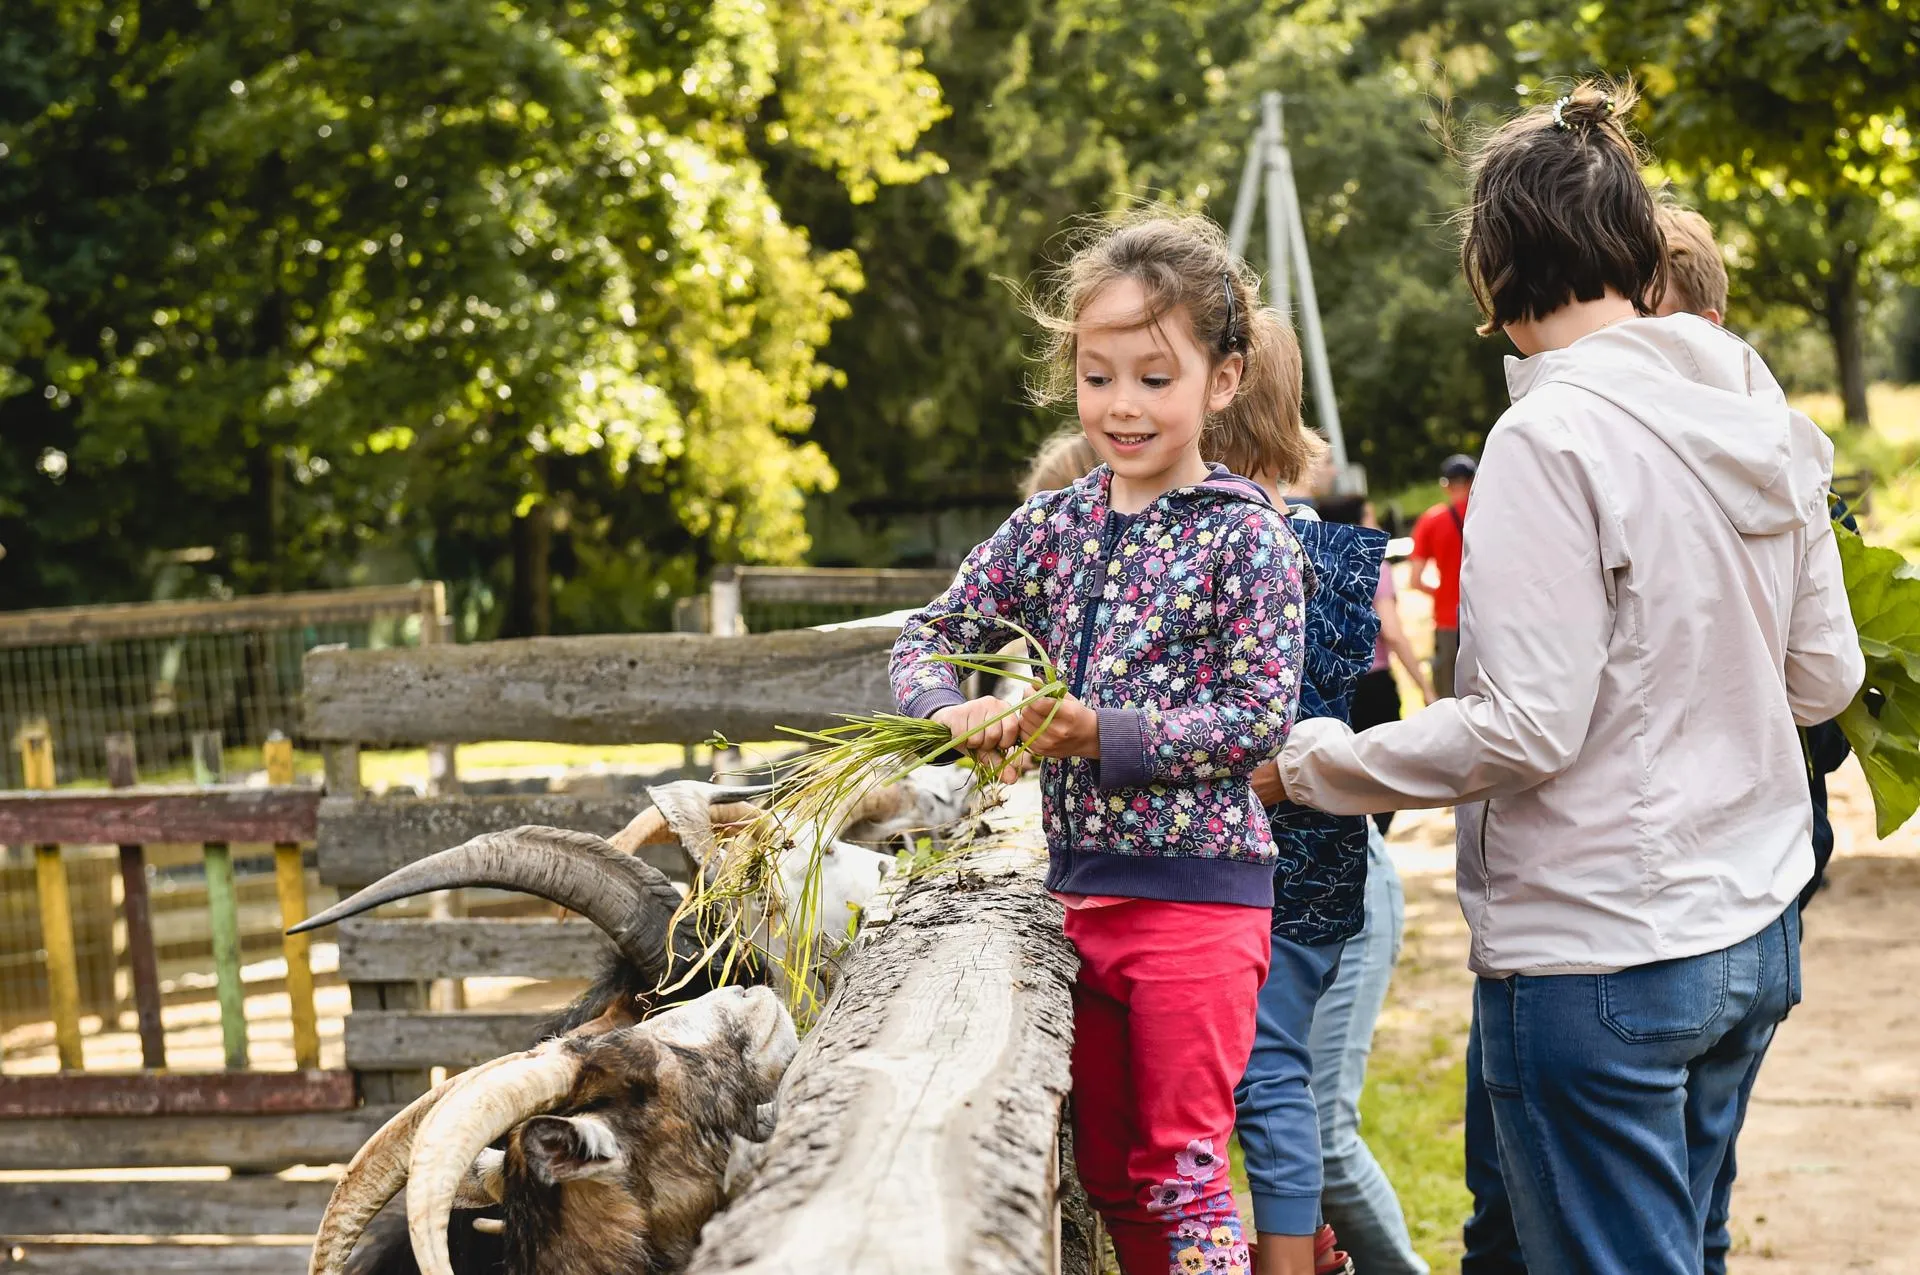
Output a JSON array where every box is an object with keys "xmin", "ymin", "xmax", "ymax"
[{"xmin": 0, "ymin": 584, "xmax": 444, "ymax": 787}]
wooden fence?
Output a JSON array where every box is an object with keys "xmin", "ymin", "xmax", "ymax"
[{"xmin": 1, "ymin": 623, "xmax": 1087, "ymax": 1273}]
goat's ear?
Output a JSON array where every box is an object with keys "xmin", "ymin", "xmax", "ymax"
[
  {"xmin": 521, "ymin": 1114, "xmax": 627, "ymax": 1185},
  {"xmin": 453, "ymin": 1147, "xmax": 506, "ymax": 1208}
]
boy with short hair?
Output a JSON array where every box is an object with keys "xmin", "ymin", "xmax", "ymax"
[{"xmin": 1654, "ymin": 204, "xmax": 1728, "ymax": 322}]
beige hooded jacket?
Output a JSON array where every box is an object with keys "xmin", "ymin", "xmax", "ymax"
[{"xmin": 1278, "ymin": 315, "xmax": 1863, "ymax": 976}]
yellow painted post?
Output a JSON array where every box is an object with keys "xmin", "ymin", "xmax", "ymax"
[
  {"xmin": 20, "ymin": 729, "xmax": 84, "ymax": 1071},
  {"xmin": 266, "ymin": 733, "xmax": 320, "ymax": 1070}
]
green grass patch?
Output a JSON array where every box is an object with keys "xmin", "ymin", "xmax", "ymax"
[
  {"xmin": 1226, "ymin": 1021, "xmax": 1468, "ymax": 1270},
  {"xmin": 1361, "ymin": 1027, "xmax": 1471, "ymax": 1269}
]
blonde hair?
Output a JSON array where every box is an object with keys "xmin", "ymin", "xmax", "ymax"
[
  {"xmin": 1657, "ymin": 204, "xmax": 1728, "ymax": 318},
  {"xmin": 1025, "ymin": 210, "xmax": 1320, "ymax": 487},
  {"xmin": 1022, "ymin": 429, "xmax": 1100, "ymax": 498}
]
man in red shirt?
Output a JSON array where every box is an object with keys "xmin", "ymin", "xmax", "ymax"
[{"xmin": 1407, "ymin": 454, "xmax": 1475, "ymax": 699}]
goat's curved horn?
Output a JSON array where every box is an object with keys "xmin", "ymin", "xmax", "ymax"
[
  {"xmin": 408, "ymin": 1046, "xmax": 581, "ymax": 1275},
  {"xmin": 288, "ymin": 827, "xmax": 680, "ymax": 973},
  {"xmin": 306, "ymin": 1052, "xmax": 525, "ymax": 1275},
  {"xmin": 645, "ymin": 780, "xmax": 774, "ymax": 883}
]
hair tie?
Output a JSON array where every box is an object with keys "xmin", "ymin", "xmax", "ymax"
[
  {"xmin": 1552, "ymin": 93, "xmax": 1616, "ymax": 131},
  {"xmin": 1219, "ymin": 271, "xmax": 1243, "ymax": 353}
]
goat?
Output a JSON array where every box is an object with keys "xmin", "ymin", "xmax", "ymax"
[
  {"xmin": 298, "ymin": 769, "xmax": 980, "ymax": 1274},
  {"xmin": 312, "ymin": 984, "xmax": 796, "ymax": 1275}
]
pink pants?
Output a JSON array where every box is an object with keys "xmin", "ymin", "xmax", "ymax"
[{"xmin": 1066, "ymin": 899, "xmax": 1272, "ymax": 1275}]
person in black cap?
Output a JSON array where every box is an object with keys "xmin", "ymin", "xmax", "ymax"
[{"xmin": 1406, "ymin": 454, "xmax": 1476, "ymax": 699}]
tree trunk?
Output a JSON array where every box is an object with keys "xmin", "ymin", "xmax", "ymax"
[
  {"xmin": 506, "ymin": 497, "xmax": 553, "ymax": 638},
  {"xmin": 1825, "ymin": 271, "xmax": 1871, "ymax": 428},
  {"xmin": 1822, "ymin": 200, "xmax": 1872, "ymax": 428},
  {"xmin": 246, "ymin": 441, "xmax": 283, "ymax": 589}
]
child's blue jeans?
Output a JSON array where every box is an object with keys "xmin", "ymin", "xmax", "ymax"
[
  {"xmin": 1234, "ymin": 930, "xmax": 1343, "ymax": 1235},
  {"xmin": 1475, "ymin": 905, "xmax": 1800, "ymax": 1275}
]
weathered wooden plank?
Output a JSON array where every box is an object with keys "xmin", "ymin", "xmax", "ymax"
[
  {"xmin": 0, "ymin": 582, "xmax": 436, "ymax": 649},
  {"xmin": 0, "ymin": 1242, "xmax": 312, "ymax": 1272},
  {"xmin": 0, "ymin": 788, "xmax": 320, "ymax": 848},
  {"xmin": 338, "ymin": 918, "xmax": 614, "ymax": 981},
  {"xmin": 735, "ymin": 565, "xmax": 953, "ymax": 607},
  {"xmin": 106, "ymin": 732, "xmax": 168, "ymax": 1071},
  {"xmin": 301, "ymin": 627, "xmax": 898, "ymax": 746},
  {"xmin": 0, "ymin": 1106, "xmax": 402, "ymax": 1170},
  {"xmin": 0, "ymin": 1070, "xmax": 356, "ymax": 1118},
  {"xmin": 344, "ymin": 1010, "xmax": 551, "ymax": 1070},
  {"xmin": 687, "ymin": 817, "xmax": 1079, "ymax": 1275},
  {"xmin": 315, "ymin": 793, "xmax": 685, "ymax": 887},
  {"xmin": 0, "ymin": 1178, "xmax": 333, "ymax": 1236}
]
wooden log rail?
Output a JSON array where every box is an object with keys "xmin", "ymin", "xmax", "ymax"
[
  {"xmin": 0, "ymin": 739, "xmax": 323, "ymax": 1088},
  {"xmin": 689, "ymin": 828, "xmax": 1087, "ymax": 1275}
]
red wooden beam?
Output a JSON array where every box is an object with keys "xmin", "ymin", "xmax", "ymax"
[
  {"xmin": 0, "ymin": 786, "xmax": 319, "ymax": 846},
  {"xmin": 0, "ymin": 1069, "xmax": 357, "ymax": 1118}
]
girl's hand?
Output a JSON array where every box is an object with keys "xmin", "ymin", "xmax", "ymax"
[
  {"xmin": 931, "ymin": 696, "xmax": 1021, "ymax": 755},
  {"xmin": 1019, "ymin": 693, "xmax": 1101, "ymax": 759},
  {"xmin": 1250, "ymin": 760, "xmax": 1284, "ymax": 808}
]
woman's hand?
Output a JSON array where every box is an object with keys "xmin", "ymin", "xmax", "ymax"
[
  {"xmin": 1250, "ymin": 760, "xmax": 1284, "ymax": 807},
  {"xmin": 1018, "ymin": 693, "xmax": 1101, "ymax": 759},
  {"xmin": 931, "ymin": 696, "xmax": 1021, "ymax": 756}
]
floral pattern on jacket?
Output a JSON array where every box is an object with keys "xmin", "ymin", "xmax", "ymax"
[{"xmin": 890, "ymin": 465, "xmax": 1306, "ymax": 896}]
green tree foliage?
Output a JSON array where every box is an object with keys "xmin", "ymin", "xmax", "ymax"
[
  {"xmin": 779, "ymin": 0, "xmax": 1527, "ymax": 560},
  {"xmin": 1835, "ymin": 523, "xmax": 1920, "ymax": 836},
  {"xmin": 1551, "ymin": 0, "xmax": 1920, "ymax": 424},
  {"xmin": 0, "ymin": 0, "xmax": 941, "ymax": 628}
]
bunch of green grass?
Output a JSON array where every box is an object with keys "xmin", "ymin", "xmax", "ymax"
[{"xmin": 662, "ymin": 615, "xmax": 1065, "ymax": 1024}]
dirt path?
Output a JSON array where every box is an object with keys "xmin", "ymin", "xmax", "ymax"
[{"xmin": 1378, "ymin": 758, "xmax": 1918, "ymax": 1272}]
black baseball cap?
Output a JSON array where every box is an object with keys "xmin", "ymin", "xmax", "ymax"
[{"xmin": 1440, "ymin": 454, "xmax": 1478, "ymax": 480}]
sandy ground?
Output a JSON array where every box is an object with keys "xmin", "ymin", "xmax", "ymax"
[{"xmin": 1380, "ymin": 751, "xmax": 1916, "ymax": 1274}]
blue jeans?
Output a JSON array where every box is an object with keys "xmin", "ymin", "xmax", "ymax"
[
  {"xmin": 1475, "ymin": 906, "xmax": 1801, "ymax": 1275},
  {"xmin": 1309, "ymin": 827, "xmax": 1428, "ymax": 1274},
  {"xmin": 1463, "ymin": 1002, "xmax": 1527, "ymax": 1275},
  {"xmin": 1236, "ymin": 932, "xmax": 1344, "ymax": 1235}
]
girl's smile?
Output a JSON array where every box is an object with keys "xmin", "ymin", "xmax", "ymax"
[{"xmin": 1075, "ymin": 277, "xmax": 1242, "ymax": 514}]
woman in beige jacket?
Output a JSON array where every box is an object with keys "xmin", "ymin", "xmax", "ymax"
[{"xmin": 1278, "ymin": 83, "xmax": 1863, "ymax": 1275}]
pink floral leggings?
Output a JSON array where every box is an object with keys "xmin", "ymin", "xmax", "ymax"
[{"xmin": 1066, "ymin": 898, "xmax": 1272, "ymax": 1275}]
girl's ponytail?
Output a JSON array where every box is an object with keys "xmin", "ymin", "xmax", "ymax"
[{"xmin": 1202, "ymin": 280, "xmax": 1320, "ymax": 486}]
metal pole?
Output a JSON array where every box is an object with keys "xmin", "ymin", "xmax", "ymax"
[
  {"xmin": 1273, "ymin": 127, "xmax": 1351, "ymax": 483},
  {"xmin": 1260, "ymin": 92, "xmax": 1291, "ymax": 317},
  {"xmin": 1227, "ymin": 120, "xmax": 1264, "ymax": 259}
]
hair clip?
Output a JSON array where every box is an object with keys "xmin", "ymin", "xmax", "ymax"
[
  {"xmin": 1219, "ymin": 271, "xmax": 1242, "ymax": 353},
  {"xmin": 1553, "ymin": 93, "xmax": 1617, "ymax": 131}
]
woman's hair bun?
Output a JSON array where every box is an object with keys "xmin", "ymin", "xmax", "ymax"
[{"xmin": 1551, "ymin": 82, "xmax": 1634, "ymax": 133}]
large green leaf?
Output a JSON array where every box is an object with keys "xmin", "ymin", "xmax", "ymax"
[{"xmin": 1834, "ymin": 524, "xmax": 1920, "ymax": 838}]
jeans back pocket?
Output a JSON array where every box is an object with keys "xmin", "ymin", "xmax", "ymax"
[{"xmin": 1597, "ymin": 947, "xmax": 1731, "ymax": 1044}]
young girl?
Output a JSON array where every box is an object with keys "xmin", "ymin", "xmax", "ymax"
[{"xmin": 890, "ymin": 213, "xmax": 1313, "ymax": 1275}]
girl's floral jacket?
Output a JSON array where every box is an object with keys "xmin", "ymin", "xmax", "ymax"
[{"xmin": 890, "ymin": 465, "xmax": 1307, "ymax": 909}]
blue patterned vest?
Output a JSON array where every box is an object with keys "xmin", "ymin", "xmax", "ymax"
[{"xmin": 1267, "ymin": 516, "xmax": 1386, "ymax": 944}]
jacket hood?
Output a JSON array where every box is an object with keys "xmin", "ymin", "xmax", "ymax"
[
  {"xmin": 1069, "ymin": 463, "xmax": 1278, "ymax": 513},
  {"xmin": 1504, "ymin": 314, "xmax": 1833, "ymax": 535}
]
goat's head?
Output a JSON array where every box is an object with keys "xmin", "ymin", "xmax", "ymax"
[{"xmin": 312, "ymin": 985, "xmax": 797, "ymax": 1275}]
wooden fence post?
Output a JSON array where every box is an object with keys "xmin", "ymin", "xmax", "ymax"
[
  {"xmin": 326, "ymin": 739, "xmax": 431, "ymax": 1103},
  {"xmin": 106, "ymin": 732, "xmax": 167, "ymax": 1070},
  {"xmin": 193, "ymin": 731, "xmax": 249, "ymax": 1071},
  {"xmin": 265, "ymin": 733, "xmax": 320, "ymax": 1070},
  {"xmin": 20, "ymin": 727, "xmax": 84, "ymax": 1072}
]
